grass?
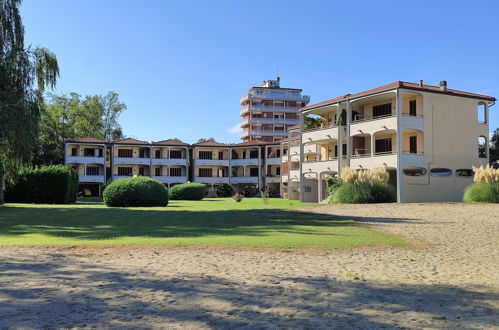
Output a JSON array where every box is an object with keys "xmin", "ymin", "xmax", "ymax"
[{"xmin": 0, "ymin": 198, "xmax": 411, "ymax": 250}]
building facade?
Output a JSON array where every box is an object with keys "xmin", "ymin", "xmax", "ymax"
[
  {"xmin": 240, "ymin": 78, "xmax": 310, "ymax": 142},
  {"xmin": 295, "ymin": 80, "xmax": 495, "ymax": 203}
]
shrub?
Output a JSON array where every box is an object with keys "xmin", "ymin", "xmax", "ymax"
[
  {"xmin": 340, "ymin": 167, "xmax": 389, "ymax": 184},
  {"xmin": 169, "ymin": 183, "xmax": 206, "ymax": 200},
  {"xmin": 103, "ymin": 177, "xmax": 168, "ymax": 207},
  {"xmin": 260, "ymin": 185, "xmax": 278, "ymax": 198},
  {"xmin": 472, "ymin": 165, "xmax": 499, "ymax": 183},
  {"xmin": 216, "ymin": 183, "xmax": 234, "ymax": 197},
  {"xmin": 463, "ymin": 182, "xmax": 499, "ymax": 203},
  {"xmin": 5, "ymin": 165, "xmax": 79, "ymax": 204},
  {"xmin": 330, "ymin": 181, "xmax": 396, "ymax": 204},
  {"xmin": 326, "ymin": 176, "xmax": 343, "ymax": 195},
  {"xmin": 100, "ymin": 179, "xmax": 112, "ymax": 197}
]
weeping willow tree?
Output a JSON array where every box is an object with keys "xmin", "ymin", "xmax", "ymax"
[{"xmin": 0, "ymin": 0, "xmax": 59, "ymax": 203}]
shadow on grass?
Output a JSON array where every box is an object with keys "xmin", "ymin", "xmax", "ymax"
[
  {"xmin": 0, "ymin": 204, "xmax": 417, "ymax": 241},
  {"xmin": 0, "ymin": 257, "xmax": 496, "ymax": 329}
]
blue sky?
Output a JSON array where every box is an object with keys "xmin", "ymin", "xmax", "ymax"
[{"xmin": 21, "ymin": 0, "xmax": 499, "ymax": 143}]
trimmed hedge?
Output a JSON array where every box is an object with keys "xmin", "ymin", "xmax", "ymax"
[
  {"xmin": 5, "ymin": 165, "xmax": 79, "ymax": 204},
  {"xmin": 330, "ymin": 181, "xmax": 396, "ymax": 204},
  {"xmin": 216, "ymin": 183, "xmax": 234, "ymax": 197},
  {"xmin": 169, "ymin": 183, "xmax": 206, "ymax": 200},
  {"xmin": 103, "ymin": 177, "xmax": 168, "ymax": 207},
  {"xmin": 463, "ymin": 182, "xmax": 499, "ymax": 203}
]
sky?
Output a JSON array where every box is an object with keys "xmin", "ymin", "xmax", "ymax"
[{"xmin": 21, "ymin": 0, "xmax": 499, "ymax": 144}]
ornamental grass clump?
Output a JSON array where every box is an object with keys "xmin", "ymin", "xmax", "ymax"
[
  {"xmin": 463, "ymin": 165, "xmax": 499, "ymax": 203},
  {"xmin": 330, "ymin": 167, "xmax": 395, "ymax": 204}
]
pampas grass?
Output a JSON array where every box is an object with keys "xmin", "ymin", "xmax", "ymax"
[{"xmin": 472, "ymin": 165, "xmax": 499, "ymax": 183}]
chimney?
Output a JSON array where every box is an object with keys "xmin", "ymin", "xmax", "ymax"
[
  {"xmin": 439, "ymin": 80, "xmax": 447, "ymax": 91},
  {"xmin": 419, "ymin": 80, "xmax": 423, "ymax": 87}
]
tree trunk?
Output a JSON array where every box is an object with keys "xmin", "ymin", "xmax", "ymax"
[{"xmin": 0, "ymin": 162, "xmax": 4, "ymax": 204}]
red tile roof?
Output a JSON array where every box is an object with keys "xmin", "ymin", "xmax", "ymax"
[
  {"xmin": 231, "ymin": 140, "xmax": 280, "ymax": 147},
  {"xmin": 192, "ymin": 140, "xmax": 227, "ymax": 147},
  {"xmin": 152, "ymin": 139, "xmax": 189, "ymax": 146},
  {"xmin": 112, "ymin": 138, "xmax": 150, "ymax": 145},
  {"xmin": 303, "ymin": 81, "xmax": 496, "ymax": 111},
  {"xmin": 66, "ymin": 137, "xmax": 106, "ymax": 143}
]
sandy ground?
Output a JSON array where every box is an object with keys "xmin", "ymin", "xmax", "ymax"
[{"xmin": 0, "ymin": 203, "xmax": 498, "ymax": 329}]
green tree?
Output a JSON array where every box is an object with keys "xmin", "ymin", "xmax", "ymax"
[
  {"xmin": 304, "ymin": 116, "xmax": 323, "ymax": 130},
  {"xmin": 197, "ymin": 137, "xmax": 216, "ymax": 143},
  {"xmin": 490, "ymin": 128, "xmax": 499, "ymax": 162},
  {"xmin": 0, "ymin": 0, "xmax": 60, "ymax": 203}
]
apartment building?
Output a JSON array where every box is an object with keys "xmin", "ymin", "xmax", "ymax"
[
  {"xmin": 240, "ymin": 77, "xmax": 310, "ymax": 142},
  {"xmin": 295, "ymin": 80, "xmax": 495, "ymax": 203},
  {"xmin": 65, "ymin": 138, "xmax": 284, "ymax": 197}
]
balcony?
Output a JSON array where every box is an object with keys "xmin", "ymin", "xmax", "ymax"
[
  {"xmin": 401, "ymin": 151, "xmax": 425, "ymax": 166},
  {"xmin": 240, "ymin": 105, "xmax": 302, "ymax": 116},
  {"xmin": 152, "ymin": 176, "xmax": 188, "ymax": 184},
  {"xmin": 113, "ymin": 157, "xmax": 150, "ymax": 165},
  {"xmin": 79, "ymin": 175, "xmax": 105, "ymax": 183},
  {"xmin": 195, "ymin": 159, "xmax": 229, "ymax": 166},
  {"xmin": 265, "ymin": 157, "xmax": 281, "ymax": 165},
  {"xmin": 231, "ymin": 176, "xmax": 258, "ymax": 184},
  {"xmin": 231, "ymin": 158, "xmax": 258, "ymax": 166},
  {"xmin": 265, "ymin": 176, "xmax": 281, "ymax": 184},
  {"xmin": 240, "ymin": 130, "xmax": 288, "ymax": 138},
  {"xmin": 67, "ymin": 156, "xmax": 105, "ymax": 164},
  {"xmin": 194, "ymin": 177, "xmax": 230, "ymax": 184},
  {"xmin": 289, "ymin": 169, "xmax": 300, "ymax": 181},
  {"xmin": 240, "ymin": 93, "xmax": 310, "ymax": 104},
  {"xmin": 151, "ymin": 158, "xmax": 188, "ymax": 166},
  {"xmin": 350, "ymin": 114, "xmax": 397, "ymax": 135},
  {"xmin": 302, "ymin": 159, "xmax": 339, "ymax": 174},
  {"xmin": 302, "ymin": 125, "xmax": 338, "ymax": 144},
  {"xmin": 349, "ymin": 151, "xmax": 398, "ymax": 169},
  {"xmin": 240, "ymin": 117, "xmax": 298, "ymax": 126},
  {"xmin": 400, "ymin": 114, "xmax": 424, "ymax": 130}
]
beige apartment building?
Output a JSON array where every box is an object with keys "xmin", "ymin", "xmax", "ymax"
[
  {"xmin": 294, "ymin": 80, "xmax": 495, "ymax": 203},
  {"xmin": 240, "ymin": 78, "xmax": 310, "ymax": 142}
]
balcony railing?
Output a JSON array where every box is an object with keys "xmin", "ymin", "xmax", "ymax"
[
  {"xmin": 240, "ymin": 105, "xmax": 302, "ymax": 115},
  {"xmin": 302, "ymin": 123, "xmax": 337, "ymax": 133},
  {"xmin": 240, "ymin": 130, "xmax": 288, "ymax": 138},
  {"xmin": 240, "ymin": 117, "xmax": 298, "ymax": 126},
  {"xmin": 241, "ymin": 93, "xmax": 310, "ymax": 103},
  {"xmin": 352, "ymin": 113, "xmax": 396, "ymax": 123}
]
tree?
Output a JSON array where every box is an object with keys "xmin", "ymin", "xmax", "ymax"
[
  {"xmin": 0, "ymin": 0, "xmax": 60, "ymax": 203},
  {"xmin": 33, "ymin": 92, "xmax": 127, "ymax": 166},
  {"xmin": 304, "ymin": 116, "xmax": 323, "ymax": 130},
  {"xmin": 490, "ymin": 128, "xmax": 499, "ymax": 162},
  {"xmin": 197, "ymin": 137, "xmax": 216, "ymax": 143}
]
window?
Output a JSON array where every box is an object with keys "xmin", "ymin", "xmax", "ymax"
[
  {"xmin": 118, "ymin": 149, "xmax": 133, "ymax": 158},
  {"xmin": 409, "ymin": 100, "xmax": 417, "ymax": 116},
  {"xmin": 218, "ymin": 151, "xmax": 224, "ymax": 160},
  {"xmin": 155, "ymin": 150, "xmax": 161, "ymax": 158},
  {"xmin": 477, "ymin": 103, "xmax": 486, "ymax": 123},
  {"xmin": 456, "ymin": 169, "xmax": 474, "ymax": 178},
  {"xmin": 373, "ymin": 103, "xmax": 392, "ymax": 117},
  {"xmin": 403, "ymin": 167, "xmax": 427, "ymax": 176},
  {"xmin": 118, "ymin": 167, "xmax": 132, "ymax": 176},
  {"xmin": 430, "ymin": 168, "xmax": 452, "ymax": 177},
  {"xmin": 409, "ymin": 136, "xmax": 418, "ymax": 154},
  {"xmin": 139, "ymin": 149, "xmax": 149, "ymax": 158},
  {"xmin": 199, "ymin": 151, "xmax": 212, "ymax": 159},
  {"xmin": 86, "ymin": 166, "xmax": 100, "ymax": 175},
  {"xmin": 155, "ymin": 167, "xmax": 161, "ymax": 176},
  {"xmin": 249, "ymin": 150, "xmax": 258, "ymax": 158},
  {"xmin": 98, "ymin": 149, "xmax": 103, "ymax": 157},
  {"xmin": 139, "ymin": 167, "xmax": 145, "ymax": 176},
  {"xmin": 170, "ymin": 167, "xmax": 182, "ymax": 176},
  {"xmin": 71, "ymin": 148, "xmax": 77, "ymax": 156},
  {"xmin": 291, "ymin": 162, "xmax": 299, "ymax": 169},
  {"xmin": 199, "ymin": 168, "xmax": 212, "ymax": 177},
  {"xmin": 303, "ymin": 186, "xmax": 312, "ymax": 193},
  {"xmin": 84, "ymin": 148, "xmax": 94, "ymax": 157},
  {"xmin": 276, "ymin": 167, "xmax": 280, "ymax": 176},
  {"xmin": 170, "ymin": 150, "xmax": 182, "ymax": 159},
  {"xmin": 71, "ymin": 165, "xmax": 78, "ymax": 171},
  {"xmin": 478, "ymin": 136, "xmax": 487, "ymax": 158},
  {"xmin": 249, "ymin": 168, "xmax": 259, "ymax": 177},
  {"xmin": 375, "ymin": 138, "xmax": 392, "ymax": 153}
]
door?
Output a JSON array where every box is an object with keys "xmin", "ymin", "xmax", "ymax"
[{"xmin": 409, "ymin": 136, "xmax": 417, "ymax": 154}]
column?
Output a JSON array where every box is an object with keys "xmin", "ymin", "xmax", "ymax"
[
  {"xmin": 346, "ymin": 101, "xmax": 352, "ymax": 164},
  {"xmin": 371, "ymin": 134, "xmax": 376, "ymax": 156},
  {"xmin": 396, "ymin": 89, "xmax": 404, "ymax": 203},
  {"xmin": 317, "ymin": 172, "xmax": 322, "ymax": 203},
  {"xmin": 337, "ymin": 104, "xmax": 343, "ymax": 174},
  {"xmin": 299, "ymin": 114, "xmax": 305, "ymax": 202}
]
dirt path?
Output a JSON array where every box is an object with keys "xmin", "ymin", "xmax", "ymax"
[{"xmin": 0, "ymin": 203, "xmax": 497, "ymax": 329}]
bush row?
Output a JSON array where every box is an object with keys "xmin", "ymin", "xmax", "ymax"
[
  {"xmin": 5, "ymin": 165, "xmax": 78, "ymax": 204},
  {"xmin": 169, "ymin": 183, "xmax": 206, "ymax": 200}
]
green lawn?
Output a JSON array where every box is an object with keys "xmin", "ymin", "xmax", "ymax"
[{"xmin": 0, "ymin": 198, "xmax": 410, "ymax": 250}]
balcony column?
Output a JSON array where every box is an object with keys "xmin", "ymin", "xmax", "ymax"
[
  {"xmin": 258, "ymin": 147, "xmax": 263, "ymax": 189},
  {"xmin": 317, "ymin": 172, "xmax": 322, "ymax": 203},
  {"xmin": 337, "ymin": 104, "xmax": 344, "ymax": 175},
  {"xmin": 371, "ymin": 134, "xmax": 376, "ymax": 156},
  {"xmin": 396, "ymin": 89, "xmax": 404, "ymax": 203},
  {"xmin": 346, "ymin": 101, "xmax": 351, "ymax": 161},
  {"xmin": 299, "ymin": 114, "xmax": 305, "ymax": 202}
]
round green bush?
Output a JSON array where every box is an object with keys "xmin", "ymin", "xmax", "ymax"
[
  {"xmin": 103, "ymin": 177, "xmax": 168, "ymax": 207},
  {"xmin": 330, "ymin": 181, "xmax": 395, "ymax": 204},
  {"xmin": 169, "ymin": 183, "xmax": 206, "ymax": 200},
  {"xmin": 216, "ymin": 183, "xmax": 234, "ymax": 197},
  {"xmin": 463, "ymin": 182, "xmax": 499, "ymax": 203}
]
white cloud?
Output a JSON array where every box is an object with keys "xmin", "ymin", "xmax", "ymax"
[{"xmin": 227, "ymin": 123, "xmax": 242, "ymax": 134}]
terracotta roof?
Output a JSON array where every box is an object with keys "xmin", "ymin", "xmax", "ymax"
[
  {"xmin": 66, "ymin": 137, "xmax": 106, "ymax": 143},
  {"xmin": 303, "ymin": 81, "xmax": 496, "ymax": 111},
  {"xmin": 152, "ymin": 139, "xmax": 189, "ymax": 146},
  {"xmin": 231, "ymin": 140, "xmax": 280, "ymax": 147},
  {"xmin": 192, "ymin": 140, "xmax": 227, "ymax": 147},
  {"xmin": 112, "ymin": 138, "xmax": 150, "ymax": 145}
]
